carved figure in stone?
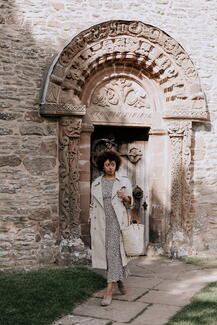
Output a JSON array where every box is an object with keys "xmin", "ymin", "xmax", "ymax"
[
  {"xmin": 59, "ymin": 117, "xmax": 82, "ymax": 239},
  {"xmin": 59, "ymin": 89, "xmax": 81, "ymax": 105},
  {"xmin": 61, "ymin": 118, "xmax": 82, "ymax": 138},
  {"xmin": 127, "ymin": 147, "xmax": 142, "ymax": 164},
  {"xmin": 60, "ymin": 47, "xmax": 75, "ymax": 66}
]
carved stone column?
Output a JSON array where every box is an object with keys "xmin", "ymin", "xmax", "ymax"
[
  {"xmin": 79, "ymin": 114, "xmax": 94, "ymax": 247},
  {"xmin": 40, "ymin": 103, "xmax": 89, "ymax": 265},
  {"xmin": 181, "ymin": 121, "xmax": 193, "ymax": 236},
  {"xmin": 167, "ymin": 120, "xmax": 192, "ymax": 229},
  {"xmin": 59, "ymin": 116, "xmax": 82, "ymax": 239},
  {"xmin": 167, "ymin": 123, "xmax": 184, "ymax": 228},
  {"xmin": 166, "ymin": 120, "xmax": 193, "ymax": 255}
]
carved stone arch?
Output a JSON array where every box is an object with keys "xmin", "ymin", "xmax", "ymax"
[
  {"xmin": 40, "ymin": 20, "xmax": 208, "ymax": 260},
  {"xmin": 41, "ymin": 20, "xmax": 207, "ymax": 121}
]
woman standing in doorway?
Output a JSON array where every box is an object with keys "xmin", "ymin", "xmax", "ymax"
[{"xmin": 90, "ymin": 150, "xmax": 133, "ymax": 306}]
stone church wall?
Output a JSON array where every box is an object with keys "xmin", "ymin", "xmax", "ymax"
[{"xmin": 0, "ymin": 0, "xmax": 217, "ymax": 269}]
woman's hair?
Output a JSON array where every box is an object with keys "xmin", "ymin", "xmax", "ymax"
[{"xmin": 96, "ymin": 150, "xmax": 122, "ymax": 171}]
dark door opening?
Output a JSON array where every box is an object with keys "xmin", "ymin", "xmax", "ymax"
[{"xmin": 91, "ymin": 125, "xmax": 150, "ymax": 247}]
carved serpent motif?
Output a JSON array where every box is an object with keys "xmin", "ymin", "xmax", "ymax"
[{"xmin": 59, "ymin": 117, "xmax": 82, "ymax": 239}]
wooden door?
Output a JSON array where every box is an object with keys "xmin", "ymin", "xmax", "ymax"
[{"xmin": 91, "ymin": 126, "xmax": 150, "ymax": 247}]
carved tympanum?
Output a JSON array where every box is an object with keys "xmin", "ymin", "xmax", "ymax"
[
  {"xmin": 89, "ymin": 76, "xmax": 151, "ymax": 126},
  {"xmin": 91, "ymin": 78, "xmax": 150, "ymax": 110}
]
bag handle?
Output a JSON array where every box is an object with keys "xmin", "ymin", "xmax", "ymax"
[
  {"xmin": 133, "ymin": 214, "xmax": 139, "ymax": 224},
  {"xmin": 129, "ymin": 209, "xmax": 139, "ymax": 226}
]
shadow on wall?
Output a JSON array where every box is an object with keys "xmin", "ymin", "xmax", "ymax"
[{"xmin": 0, "ymin": 2, "xmax": 60, "ymax": 270}]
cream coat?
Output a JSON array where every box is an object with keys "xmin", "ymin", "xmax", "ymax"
[{"xmin": 90, "ymin": 173, "xmax": 133, "ymax": 270}]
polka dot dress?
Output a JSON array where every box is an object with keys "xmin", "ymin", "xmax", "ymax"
[{"xmin": 102, "ymin": 177, "xmax": 128, "ymax": 283}]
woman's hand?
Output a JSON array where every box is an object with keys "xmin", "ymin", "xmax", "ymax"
[{"xmin": 117, "ymin": 191, "xmax": 131, "ymax": 204}]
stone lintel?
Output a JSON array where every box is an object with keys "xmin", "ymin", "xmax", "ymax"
[
  {"xmin": 40, "ymin": 103, "xmax": 86, "ymax": 117},
  {"xmin": 163, "ymin": 111, "xmax": 208, "ymax": 121},
  {"xmin": 149, "ymin": 128, "xmax": 167, "ymax": 136}
]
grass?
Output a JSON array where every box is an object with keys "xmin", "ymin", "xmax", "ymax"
[
  {"xmin": 179, "ymin": 257, "xmax": 217, "ymax": 268},
  {"xmin": 166, "ymin": 281, "xmax": 217, "ymax": 325},
  {"xmin": 0, "ymin": 266, "xmax": 106, "ymax": 325},
  {"xmin": 1, "ymin": 260, "xmax": 216, "ymax": 325}
]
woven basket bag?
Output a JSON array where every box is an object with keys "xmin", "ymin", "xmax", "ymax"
[{"xmin": 121, "ymin": 215, "xmax": 145, "ymax": 256}]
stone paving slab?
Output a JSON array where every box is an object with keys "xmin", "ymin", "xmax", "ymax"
[
  {"xmin": 177, "ymin": 268, "xmax": 217, "ymax": 282},
  {"xmin": 125, "ymin": 275, "xmax": 162, "ymax": 289},
  {"xmin": 93, "ymin": 286, "xmax": 149, "ymax": 302},
  {"xmin": 136, "ymin": 256, "xmax": 191, "ymax": 267},
  {"xmin": 129, "ymin": 260, "xmax": 156, "ymax": 278},
  {"xmin": 51, "ymin": 257, "xmax": 217, "ymax": 325},
  {"xmin": 130, "ymin": 304, "xmax": 181, "ymax": 325},
  {"xmin": 138, "ymin": 289, "xmax": 193, "ymax": 307},
  {"xmin": 52, "ymin": 314, "xmax": 111, "ymax": 325},
  {"xmin": 73, "ymin": 297, "xmax": 148, "ymax": 323},
  {"xmin": 154, "ymin": 279, "xmax": 205, "ymax": 293},
  {"xmin": 137, "ymin": 256, "xmax": 197, "ymax": 268},
  {"xmin": 136, "ymin": 257, "xmax": 202, "ymax": 280}
]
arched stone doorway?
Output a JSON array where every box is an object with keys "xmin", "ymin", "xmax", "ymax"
[{"xmin": 40, "ymin": 20, "xmax": 207, "ymax": 260}]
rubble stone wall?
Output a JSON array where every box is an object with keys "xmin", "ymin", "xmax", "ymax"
[{"xmin": 0, "ymin": 0, "xmax": 216, "ymax": 269}]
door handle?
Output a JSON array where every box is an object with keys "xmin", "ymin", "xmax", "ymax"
[{"xmin": 143, "ymin": 201, "xmax": 148, "ymax": 211}]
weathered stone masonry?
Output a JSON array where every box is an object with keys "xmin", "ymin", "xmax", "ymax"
[
  {"xmin": 41, "ymin": 20, "xmax": 207, "ymax": 260},
  {"xmin": 0, "ymin": 0, "xmax": 217, "ymax": 270}
]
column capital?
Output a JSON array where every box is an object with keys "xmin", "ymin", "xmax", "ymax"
[{"xmin": 40, "ymin": 103, "xmax": 86, "ymax": 117}]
